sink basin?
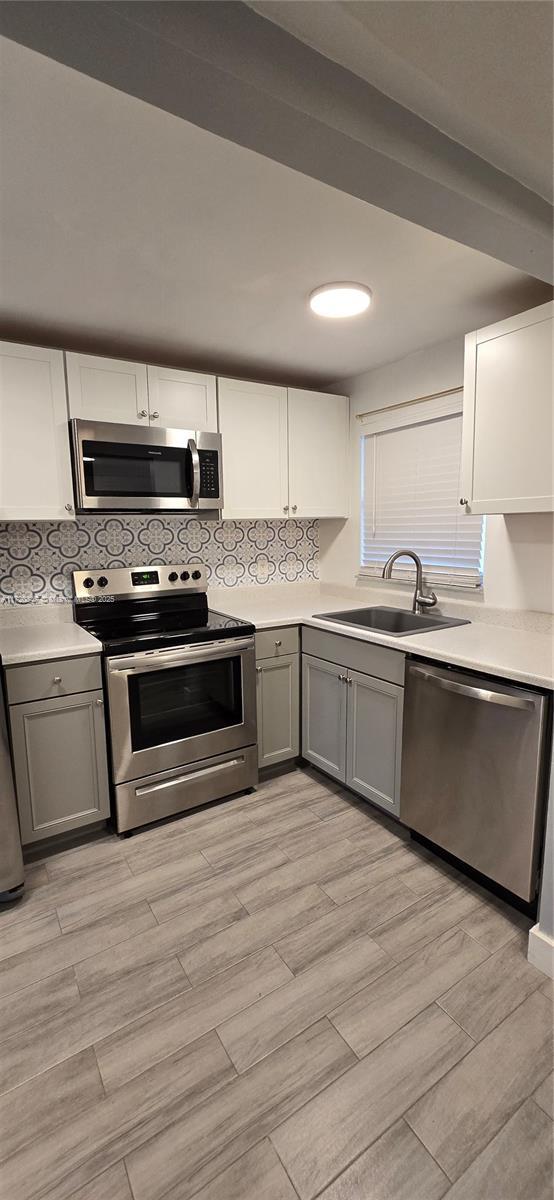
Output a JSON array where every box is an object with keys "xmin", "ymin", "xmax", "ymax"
[{"xmin": 312, "ymin": 606, "xmax": 470, "ymax": 637}]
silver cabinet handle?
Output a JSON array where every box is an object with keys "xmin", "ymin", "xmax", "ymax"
[
  {"xmin": 150, "ymin": 411, "xmax": 159, "ymax": 419},
  {"xmin": 256, "ymin": 666, "xmax": 262, "ymax": 674},
  {"xmin": 274, "ymin": 640, "xmax": 282, "ymax": 648},
  {"xmin": 292, "ymin": 505, "xmax": 297, "ymax": 513},
  {"xmin": 188, "ymin": 438, "xmax": 200, "ymax": 507},
  {"xmin": 283, "ymin": 505, "xmax": 289, "ymax": 514},
  {"xmin": 138, "ymin": 410, "xmax": 148, "ymax": 418},
  {"xmin": 52, "ymin": 676, "xmax": 62, "ymax": 684},
  {"xmin": 95, "ymin": 697, "xmax": 104, "ymax": 706},
  {"xmin": 411, "ymin": 666, "xmax": 535, "ymax": 711},
  {"xmin": 338, "ymin": 674, "xmax": 347, "ymax": 683},
  {"xmin": 64, "ymin": 503, "xmax": 73, "ymax": 513},
  {"xmin": 347, "ymin": 677, "xmax": 353, "ymax": 686},
  {"xmin": 459, "ymin": 498, "xmax": 469, "ymax": 506}
]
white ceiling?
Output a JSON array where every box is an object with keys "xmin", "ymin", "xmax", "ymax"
[
  {"xmin": 0, "ymin": 36, "xmax": 549, "ymax": 387},
  {"xmin": 250, "ymin": 0, "xmax": 553, "ymax": 202}
]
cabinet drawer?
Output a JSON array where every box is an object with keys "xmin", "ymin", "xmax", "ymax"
[
  {"xmin": 6, "ymin": 655, "xmax": 102, "ymax": 705},
  {"xmin": 302, "ymin": 627, "xmax": 404, "ymax": 686},
  {"xmin": 255, "ymin": 626, "xmax": 299, "ymax": 660}
]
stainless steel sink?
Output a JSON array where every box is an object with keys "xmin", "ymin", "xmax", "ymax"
[{"xmin": 312, "ymin": 606, "xmax": 470, "ymax": 637}]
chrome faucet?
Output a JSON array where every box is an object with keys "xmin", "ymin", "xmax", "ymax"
[{"xmin": 382, "ymin": 549, "xmax": 437, "ymax": 615}]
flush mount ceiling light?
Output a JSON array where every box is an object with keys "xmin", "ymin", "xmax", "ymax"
[{"xmin": 309, "ymin": 282, "xmax": 372, "ymax": 318}]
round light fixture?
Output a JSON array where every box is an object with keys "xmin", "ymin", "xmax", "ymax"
[{"xmin": 309, "ymin": 282, "xmax": 372, "ymax": 318}]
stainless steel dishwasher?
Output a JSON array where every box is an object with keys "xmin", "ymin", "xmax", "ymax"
[{"xmin": 401, "ymin": 659, "xmax": 550, "ymax": 901}]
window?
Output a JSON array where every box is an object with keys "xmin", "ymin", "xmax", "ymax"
[{"xmin": 360, "ymin": 392, "xmax": 484, "ymax": 587}]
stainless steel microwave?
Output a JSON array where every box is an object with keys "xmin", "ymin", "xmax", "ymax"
[{"xmin": 70, "ymin": 420, "xmax": 223, "ymax": 514}]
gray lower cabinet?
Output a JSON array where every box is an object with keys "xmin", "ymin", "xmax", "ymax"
[
  {"xmin": 10, "ymin": 689, "xmax": 110, "ymax": 843},
  {"xmin": 256, "ymin": 653, "xmax": 299, "ymax": 768},
  {"xmin": 346, "ymin": 668, "xmax": 403, "ymax": 815},
  {"xmin": 302, "ymin": 650, "xmax": 403, "ymax": 816},
  {"xmin": 302, "ymin": 654, "xmax": 347, "ymax": 782}
]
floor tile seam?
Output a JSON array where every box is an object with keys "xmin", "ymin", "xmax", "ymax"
[
  {"xmin": 457, "ymin": 922, "xmax": 522, "ymax": 954},
  {"xmin": 0, "ymin": 955, "xmax": 195, "ymax": 1093},
  {"xmin": 0, "ymin": 905, "xmax": 163, "ymax": 997},
  {"xmin": 402, "ymin": 995, "xmax": 554, "ymax": 1183},
  {"xmin": 530, "ymin": 1095, "xmax": 554, "ymax": 1123},
  {"xmin": 325, "ymin": 946, "xmax": 481, "ymax": 1049},
  {"xmin": 217, "ymin": 939, "xmax": 400, "ymax": 1075},
  {"xmin": 435, "ymin": 950, "xmax": 548, "ymax": 1038},
  {"xmin": 141, "ymin": 1018, "xmax": 359, "ymax": 1200},
  {"xmin": 407, "ymin": 1089, "xmax": 552, "ymax": 1188},
  {"xmin": 368, "ymin": 896, "xmax": 487, "ymax": 957},
  {"xmin": 272, "ymin": 915, "xmax": 393, "ymax": 976}
]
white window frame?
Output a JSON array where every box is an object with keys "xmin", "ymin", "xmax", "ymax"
[{"xmin": 358, "ymin": 389, "xmax": 485, "ymax": 589}]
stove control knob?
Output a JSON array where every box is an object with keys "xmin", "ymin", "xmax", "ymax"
[
  {"xmin": 192, "ymin": 570, "xmax": 202, "ymax": 581},
  {"xmin": 168, "ymin": 571, "xmax": 178, "ymax": 582},
  {"xmin": 83, "ymin": 577, "xmax": 94, "ymax": 589},
  {"xmin": 97, "ymin": 576, "xmax": 108, "ymax": 588},
  {"xmin": 180, "ymin": 571, "xmax": 190, "ymax": 582}
]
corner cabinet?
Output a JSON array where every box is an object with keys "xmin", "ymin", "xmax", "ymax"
[
  {"xmin": 6, "ymin": 656, "xmax": 110, "ymax": 844},
  {"xmin": 461, "ymin": 301, "xmax": 553, "ymax": 514},
  {"xmin": 218, "ymin": 378, "xmax": 349, "ymax": 519},
  {"xmin": 66, "ymin": 353, "xmax": 217, "ymax": 431},
  {"xmin": 0, "ymin": 342, "xmax": 75, "ymax": 521},
  {"xmin": 302, "ymin": 628, "xmax": 404, "ymax": 817}
]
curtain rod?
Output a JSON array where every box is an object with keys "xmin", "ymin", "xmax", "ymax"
[{"xmin": 356, "ymin": 385, "xmax": 462, "ymax": 422}]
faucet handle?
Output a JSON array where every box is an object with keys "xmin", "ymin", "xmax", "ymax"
[{"xmin": 417, "ymin": 589, "xmax": 438, "ymax": 611}]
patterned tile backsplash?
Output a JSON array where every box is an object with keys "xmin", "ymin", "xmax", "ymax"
[{"xmin": 0, "ymin": 517, "xmax": 319, "ymax": 604}]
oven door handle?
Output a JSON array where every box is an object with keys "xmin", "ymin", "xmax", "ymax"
[
  {"xmin": 108, "ymin": 637, "xmax": 254, "ymax": 675},
  {"xmin": 188, "ymin": 438, "xmax": 200, "ymax": 507}
]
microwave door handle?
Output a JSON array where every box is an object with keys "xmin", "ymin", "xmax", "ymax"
[
  {"xmin": 188, "ymin": 438, "xmax": 200, "ymax": 507},
  {"xmin": 411, "ymin": 666, "xmax": 536, "ymax": 712}
]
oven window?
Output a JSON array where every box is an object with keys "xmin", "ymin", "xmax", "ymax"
[
  {"xmin": 82, "ymin": 439, "xmax": 191, "ymax": 498},
  {"xmin": 128, "ymin": 657, "xmax": 243, "ymax": 750}
]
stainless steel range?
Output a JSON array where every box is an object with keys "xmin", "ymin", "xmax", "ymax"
[{"xmin": 73, "ymin": 565, "xmax": 257, "ymax": 833}]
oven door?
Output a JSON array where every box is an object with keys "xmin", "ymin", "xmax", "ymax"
[
  {"xmin": 71, "ymin": 420, "xmax": 223, "ymax": 512},
  {"xmin": 106, "ymin": 637, "xmax": 257, "ymax": 784}
]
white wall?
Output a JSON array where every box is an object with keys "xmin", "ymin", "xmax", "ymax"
[{"xmin": 321, "ymin": 336, "xmax": 554, "ymax": 613}]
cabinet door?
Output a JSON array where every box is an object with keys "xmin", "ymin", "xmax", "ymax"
[
  {"xmin": 302, "ymin": 654, "xmax": 346, "ymax": 782},
  {"xmin": 461, "ymin": 303, "xmax": 553, "ymax": 514},
  {"xmin": 10, "ymin": 689, "xmax": 110, "ymax": 843},
  {"xmin": 346, "ymin": 669, "xmax": 403, "ymax": 816},
  {"xmin": 66, "ymin": 352, "xmax": 149, "ymax": 425},
  {"xmin": 218, "ymin": 377, "xmax": 289, "ymax": 518},
  {"xmin": 288, "ymin": 388, "xmax": 349, "ymax": 518},
  {"xmin": 0, "ymin": 342, "xmax": 75, "ymax": 521},
  {"xmin": 256, "ymin": 654, "xmax": 299, "ymax": 769},
  {"xmin": 147, "ymin": 366, "xmax": 217, "ymax": 431}
]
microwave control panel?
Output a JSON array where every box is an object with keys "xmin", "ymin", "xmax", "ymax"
[{"xmin": 199, "ymin": 449, "xmax": 220, "ymax": 498}]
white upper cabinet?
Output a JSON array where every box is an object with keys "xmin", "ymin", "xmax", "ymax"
[
  {"xmin": 146, "ymin": 366, "xmax": 217, "ymax": 430},
  {"xmin": 66, "ymin": 353, "xmax": 149, "ymax": 425},
  {"xmin": 66, "ymin": 353, "xmax": 217, "ymax": 431},
  {"xmin": 218, "ymin": 378, "xmax": 289, "ymax": 519},
  {"xmin": 0, "ymin": 342, "xmax": 75, "ymax": 521},
  {"xmin": 218, "ymin": 380, "xmax": 349, "ymax": 520},
  {"xmin": 461, "ymin": 302, "xmax": 553, "ymax": 514},
  {"xmin": 288, "ymin": 389, "xmax": 349, "ymax": 518}
]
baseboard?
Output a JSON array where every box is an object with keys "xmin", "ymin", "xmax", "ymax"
[{"xmin": 528, "ymin": 923, "xmax": 554, "ymax": 978}]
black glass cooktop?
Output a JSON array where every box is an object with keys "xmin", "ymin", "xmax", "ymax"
[{"xmin": 75, "ymin": 597, "xmax": 254, "ymax": 656}]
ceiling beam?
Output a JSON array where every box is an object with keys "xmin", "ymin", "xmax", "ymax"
[{"xmin": 0, "ymin": 0, "xmax": 551, "ymax": 283}]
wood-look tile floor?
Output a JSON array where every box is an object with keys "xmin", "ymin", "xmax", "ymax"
[{"xmin": 1, "ymin": 767, "xmax": 552, "ymax": 1200}]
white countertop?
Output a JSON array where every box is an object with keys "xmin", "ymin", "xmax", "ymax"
[
  {"xmin": 0, "ymin": 584, "xmax": 551, "ymax": 687},
  {"xmin": 0, "ymin": 623, "xmax": 101, "ymax": 667},
  {"xmin": 209, "ymin": 584, "xmax": 554, "ymax": 690}
]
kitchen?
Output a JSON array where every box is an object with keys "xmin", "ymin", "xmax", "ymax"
[{"xmin": 0, "ymin": 4, "xmax": 553, "ymax": 1200}]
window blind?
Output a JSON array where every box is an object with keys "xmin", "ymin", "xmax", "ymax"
[{"xmin": 361, "ymin": 412, "xmax": 484, "ymax": 586}]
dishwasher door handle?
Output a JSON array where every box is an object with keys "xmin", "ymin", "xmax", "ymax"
[{"xmin": 411, "ymin": 666, "xmax": 536, "ymax": 711}]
